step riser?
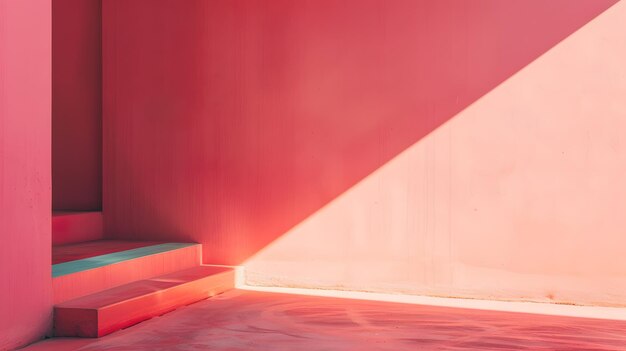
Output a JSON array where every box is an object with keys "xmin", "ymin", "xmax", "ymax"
[
  {"xmin": 55, "ymin": 267, "xmax": 235, "ymax": 338},
  {"xmin": 52, "ymin": 212, "xmax": 103, "ymax": 246},
  {"xmin": 53, "ymin": 244, "xmax": 201, "ymax": 304}
]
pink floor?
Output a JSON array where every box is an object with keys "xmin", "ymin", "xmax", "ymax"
[{"xmin": 25, "ymin": 290, "xmax": 626, "ymax": 351}]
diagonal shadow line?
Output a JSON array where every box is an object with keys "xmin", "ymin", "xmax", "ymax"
[{"xmin": 103, "ymin": 0, "xmax": 619, "ymax": 265}]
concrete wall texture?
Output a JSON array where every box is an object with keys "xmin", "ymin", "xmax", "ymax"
[
  {"xmin": 98, "ymin": 0, "xmax": 626, "ymax": 306},
  {"xmin": 52, "ymin": 0, "xmax": 102, "ymax": 211},
  {"xmin": 0, "ymin": 0, "xmax": 53, "ymax": 348}
]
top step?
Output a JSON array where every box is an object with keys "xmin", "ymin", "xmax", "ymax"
[
  {"xmin": 52, "ymin": 240, "xmax": 201, "ymax": 303},
  {"xmin": 53, "ymin": 240, "xmax": 160, "ymax": 265},
  {"xmin": 52, "ymin": 211, "xmax": 103, "ymax": 246}
]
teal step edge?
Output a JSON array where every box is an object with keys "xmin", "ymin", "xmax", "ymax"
[{"xmin": 52, "ymin": 243, "xmax": 198, "ymax": 278}]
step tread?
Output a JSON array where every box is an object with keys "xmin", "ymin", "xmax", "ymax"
[
  {"xmin": 52, "ymin": 242, "xmax": 198, "ymax": 277},
  {"xmin": 54, "ymin": 265, "xmax": 235, "ymax": 337},
  {"xmin": 52, "ymin": 240, "xmax": 161, "ymax": 265},
  {"xmin": 52, "ymin": 241, "xmax": 202, "ymax": 304},
  {"xmin": 57, "ymin": 265, "xmax": 231, "ymax": 309}
]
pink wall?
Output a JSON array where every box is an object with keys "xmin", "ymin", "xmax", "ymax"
[
  {"xmin": 52, "ymin": 0, "xmax": 102, "ymax": 211},
  {"xmin": 103, "ymin": 0, "xmax": 623, "ymax": 305},
  {"xmin": 0, "ymin": 0, "xmax": 52, "ymax": 349}
]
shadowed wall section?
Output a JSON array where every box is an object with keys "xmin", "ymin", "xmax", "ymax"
[
  {"xmin": 52, "ymin": 0, "xmax": 102, "ymax": 211},
  {"xmin": 0, "ymin": 0, "xmax": 52, "ymax": 348},
  {"xmin": 103, "ymin": 0, "xmax": 622, "ymax": 305}
]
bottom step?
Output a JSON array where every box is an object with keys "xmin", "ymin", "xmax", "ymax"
[{"xmin": 54, "ymin": 265, "xmax": 235, "ymax": 338}]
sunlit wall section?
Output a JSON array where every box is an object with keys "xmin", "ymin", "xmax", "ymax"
[{"xmin": 245, "ymin": 1, "xmax": 626, "ymax": 306}]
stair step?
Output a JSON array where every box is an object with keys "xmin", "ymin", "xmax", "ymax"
[
  {"xmin": 53, "ymin": 241, "xmax": 201, "ymax": 303},
  {"xmin": 54, "ymin": 265, "xmax": 235, "ymax": 338},
  {"xmin": 52, "ymin": 211, "xmax": 103, "ymax": 246},
  {"xmin": 53, "ymin": 240, "xmax": 160, "ymax": 265}
]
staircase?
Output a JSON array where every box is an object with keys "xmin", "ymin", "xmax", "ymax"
[{"xmin": 51, "ymin": 240, "xmax": 235, "ymax": 338}]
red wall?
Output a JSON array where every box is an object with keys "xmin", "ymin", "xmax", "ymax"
[
  {"xmin": 103, "ymin": 0, "xmax": 621, "ymax": 305},
  {"xmin": 0, "ymin": 0, "xmax": 52, "ymax": 348},
  {"xmin": 52, "ymin": 0, "xmax": 102, "ymax": 211}
]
